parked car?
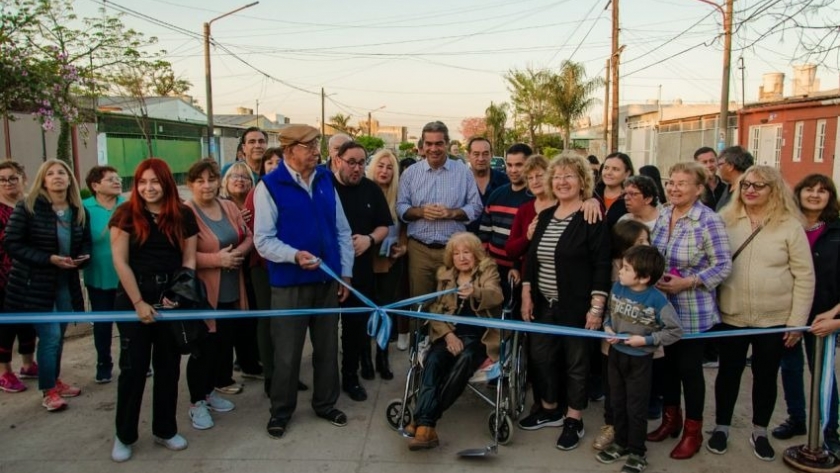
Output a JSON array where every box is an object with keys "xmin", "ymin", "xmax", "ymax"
[{"xmin": 490, "ymin": 156, "xmax": 506, "ymax": 172}]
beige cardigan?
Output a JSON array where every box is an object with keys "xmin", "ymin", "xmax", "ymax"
[{"xmin": 718, "ymin": 210, "xmax": 815, "ymax": 328}]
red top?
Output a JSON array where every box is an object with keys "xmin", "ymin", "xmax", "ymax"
[
  {"xmin": 0, "ymin": 202, "xmax": 14, "ymax": 291},
  {"xmin": 505, "ymin": 200, "xmax": 537, "ymax": 271}
]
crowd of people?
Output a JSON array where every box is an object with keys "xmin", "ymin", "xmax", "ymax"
[{"xmin": 0, "ymin": 121, "xmax": 838, "ymax": 473}]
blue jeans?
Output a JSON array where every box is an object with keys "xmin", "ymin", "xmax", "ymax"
[
  {"xmin": 34, "ymin": 323, "xmax": 67, "ymax": 391},
  {"xmin": 779, "ymin": 334, "xmax": 839, "ymax": 434},
  {"xmin": 87, "ymin": 286, "xmax": 117, "ymax": 368}
]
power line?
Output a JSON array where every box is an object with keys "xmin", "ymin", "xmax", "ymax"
[{"xmin": 545, "ymin": 0, "xmax": 605, "ymax": 66}]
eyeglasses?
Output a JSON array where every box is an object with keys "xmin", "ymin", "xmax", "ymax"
[
  {"xmin": 665, "ymin": 180, "xmax": 696, "ymax": 190},
  {"xmin": 624, "ymin": 190, "xmax": 642, "ymax": 198},
  {"xmin": 338, "ymin": 156, "xmax": 366, "ymax": 168},
  {"xmin": 526, "ymin": 173, "xmax": 545, "ymax": 183},
  {"xmin": 0, "ymin": 176, "xmax": 21, "ymax": 185},
  {"xmin": 740, "ymin": 180, "xmax": 770, "ymax": 191},
  {"xmin": 552, "ymin": 173, "xmax": 578, "ymax": 182},
  {"xmin": 296, "ymin": 140, "xmax": 320, "ymax": 151},
  {"xmin": 229, "ymin": 174, "xmax": 250, "ymax": 181},
  {"xmin": 101, "ymin": 176, "xmax": 122, "ymax": 184}
]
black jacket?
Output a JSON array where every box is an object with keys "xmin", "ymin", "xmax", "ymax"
[
  {"xmin": 524, "ymin": 206, "xmax": 612, "ymax": 327},
  {"xmin": 3, "ymin": 197, "xmax": 91, "ymax": 312},
  {"xmin": 811, "ymin": 219, "xmax": 840, "ymax": 322},
  {"xmin": 593, "ymin": 182, "xmax": 628, "ymax": 228}
]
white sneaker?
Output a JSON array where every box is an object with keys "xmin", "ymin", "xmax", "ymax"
[
  {"xmin": 111, "ymin": 437, "xmax": 132, "ymax": 462},
  {"xmin": 206, "ymin": 391, "xmax": 235, "ymax": 412},
  {"xmin": 189, "ymin": 401, "xmax": 214, "ymax": 430},
  {"xmin": 154, "ymin": 433, "xmax": 188, "ymax": 450},
  {"xmin": 397, "ymin": 333, "xmax": 409, "ymax": 351}
]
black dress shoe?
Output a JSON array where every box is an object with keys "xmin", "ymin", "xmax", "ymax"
[
  {"xmin": 267, "ymin": 416, "xmax": 288, "ymax": 439},
  {"xmin": 772, "ymin": 417, "xmax": 806, "ymax": 439},
  {"xmin": 343, "ymin": 382, "xmax": 368, "ymax": 402},
  {"xmin": 297, "ymin": 380, "xmax": 308, "ymax": 391}
]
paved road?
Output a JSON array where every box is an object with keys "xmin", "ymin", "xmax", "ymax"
[{"xmin": 0, "ymin": 325, "xmax": 823, "ymax": 472}]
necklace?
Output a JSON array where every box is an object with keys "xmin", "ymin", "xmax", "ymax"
[{"xmin": 807, "ymin": 221, "xmax": 826, "ymax": 232}]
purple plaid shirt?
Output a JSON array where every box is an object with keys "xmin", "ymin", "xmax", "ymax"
[{"xmin": 651, "ymin": 200, "xmax": 732, "ymax": 334}]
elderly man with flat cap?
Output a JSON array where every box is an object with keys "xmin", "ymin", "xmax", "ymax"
[{"xmin": 253, "ymin": 124, "xmax": 355, "ymax": 439}]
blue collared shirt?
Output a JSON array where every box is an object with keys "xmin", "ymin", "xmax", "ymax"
[
  {"xmin": 396, "ymin": 157, "xmax": 483, "ymax": 245},
  {"xmin": 253, "ymin": 161, "xmax": 354, "ymax": 278}
]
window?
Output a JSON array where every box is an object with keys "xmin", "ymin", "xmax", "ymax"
[
  {"xmin": 792, "ymin": 122, "xmax": 804, "ymax": 162},
  {"xmin": 815, "ymin": 119, "xmax": 827, "ymax": 163},
  {"xmin": 749, "ymin": 126, "xmax": 760, "ymax": 160}
]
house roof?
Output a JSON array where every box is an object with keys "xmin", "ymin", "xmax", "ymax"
[
  {"xmin": 214, "ymin": 115, "xmax": 287, "ymax": 131},
  {"xmin": 741, "ymin": 90, "xmax": 840, "ymax": 111}
]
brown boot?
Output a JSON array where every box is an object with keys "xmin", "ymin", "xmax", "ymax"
[
  {"xmin": 670, "ymin": 419, "xmax": 703, "ymax": 459},
  {"xmin": 408, "ymin": 426, "xmax": 440, "ymax": 450},
  {"xmin": 647, "ymin": 406, "xmax": 682, "ymax": 442}
]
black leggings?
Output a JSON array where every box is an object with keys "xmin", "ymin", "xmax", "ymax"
[
  {"xmin": 0, "ymin": 323, "xmax": 36, "ymax": 363},
  {"xmin": 662, "ymin": 338, "xmax": 706, "ymax": 421}
]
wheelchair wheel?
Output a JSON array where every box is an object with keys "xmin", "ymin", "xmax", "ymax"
[
  {"xmin": 508, "ymin": 335, "xmax": 528, "ymax": 418},
  {"xmin": 385, "ymin": 398, "xmax": 413, "ymax": 431},
  {"xmin": 487, "ymin": 411, "xmax": 514, "ymax": 445}
]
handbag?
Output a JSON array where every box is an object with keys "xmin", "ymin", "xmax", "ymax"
[
  {"xmin": 731, "ymin": 224, "xmax": 763, "ymax": 262},
  {"xmin": 161, "ymin": 268, "xmax": 212, "ymax": 355}
]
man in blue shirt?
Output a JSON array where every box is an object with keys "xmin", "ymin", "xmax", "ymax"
[
  {"xmin": 253, "ymin": 124, "xmax": 354, "ymax": 439},
  {"xmin": 396, "ymin": 121, "xmax": 483, "ymax": 300},
  {"xmin": 465, "ymin": 137, "xmax": 509, "ymax": 233}
]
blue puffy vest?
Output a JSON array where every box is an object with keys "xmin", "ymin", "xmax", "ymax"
[{"xmin": 261, "ymin": 164, "xmax": 342, "ymax": 288}]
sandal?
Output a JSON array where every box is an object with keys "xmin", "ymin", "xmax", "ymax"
[
  {"xmin": 596, "ymin": 443, "xmax": 628, "ymax": 464},
  {"xmin": 621, "ymin": 454, "xmax": 647, "ymax": 473},
  {"xmin": 215, "ymin": 383, "xmax": 243, "ymax": 395},
  {"xmin": 316, "ymin": 408, "xmax": 348, "ymax": 427}
]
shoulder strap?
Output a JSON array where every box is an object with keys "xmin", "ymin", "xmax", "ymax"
[{"xmin": 732, "ymin": 224, "xmax": 763, "ymax": 262}]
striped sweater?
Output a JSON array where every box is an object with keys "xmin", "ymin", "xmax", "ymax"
[{"xmin": 478, "ymin": 184, "xmax": 533, "ymax": 268}]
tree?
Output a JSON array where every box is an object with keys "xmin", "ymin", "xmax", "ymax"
[
  {"xmin": 329, "ymin": 113, "xmax": 358, "ymax": 137},
  {"xmin": 356, "ymin": 135, "xmax": 385, "ymax": 153},
  {"xmin": 546, "ymin": 60, "xmax": 603, "ymax": 150},
  {"xmin": 4, "ymin": 0, "xmax": 169, "ymax": 166},
  {"xmin": 505, "ymin": 67, "xmax": 552, "ymax": 150},
  {"xmin": 459, "ymin": 117, "xmax": 487, "ymax": 141},
  {"xmin": 485, "ymin": 102, "xmax": 509, "ymax": 155}
]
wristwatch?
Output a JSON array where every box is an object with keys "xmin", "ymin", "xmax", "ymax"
[{"xmin": 367, "ymin": 234, "xmax": 375, "ymax": 246}]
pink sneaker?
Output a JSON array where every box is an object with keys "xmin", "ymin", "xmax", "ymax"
[
  {"xmin": 18, "ymin": 362, "xmax": 38, "ymax": 379},
  {"xmin": 42, "ymin": 389, "xmax": 67, "ymax": 411},
  {"xmin": 0, "ymin": 371, "xmax": 26, "ymax": 393},
  {"xmin": 55, "ymin": 379, "xmax": 81, "ymax": 398}
]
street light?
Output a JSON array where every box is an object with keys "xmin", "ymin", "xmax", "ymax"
[
  {"xmin": 367, "ymin": 105, "xmax": 386, "ymax": 137},
  {"xmin": 204, "ymin": 2, "xmax": 259, "ymax": 161}
]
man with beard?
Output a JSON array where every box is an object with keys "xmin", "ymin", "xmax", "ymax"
[
  {"xmin": 253, "ymin": 124, "xmax": 354, "ymax": 439},
  {"xmin": 332, "ymin": 141, "xmax": 392, "ymax": 401},
  {"xmin": 478, "ymin": 143, "xmax": 533, "ymax": 300},
  {"xmin": 223, "ymin": 127, "xmax": 267, "ymax": 182},
  {"xmin": 465, "ymin": 137, "xmax": 509, "ymax": 233},
  {"xmin": 396, "ymin": 121, "xmax": 482, "ymax": 301},
  {"xmin": 694, "ymin": 147, "xmax": 725, "ymax": 210}
]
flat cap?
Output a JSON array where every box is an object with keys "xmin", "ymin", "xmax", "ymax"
[{"xmin": 278, "ymin": 124, "xmax": 320, "ymax": 147}]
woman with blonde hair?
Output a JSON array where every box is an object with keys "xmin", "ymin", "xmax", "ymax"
[
  {"xmin": 708, "ymin": 165, "xmax": 814, "ymax": 461},
  {"xmin": 366, "ymin": 149, "xmax": 409, "ymax": 368},
  {"xmin": 220, "ymin": 161, "xmax": 254, "ymax": 211},
  {"xmin": 519, "ymin": 153, "xmax": 612, "ymax": 451},
  {"xmin": 407, "ymin": 232, "xmax": 503, "ymax": 450},
  {"xmin": 4, "ymin": 159, "xmax": 91, "ymax": 411}
]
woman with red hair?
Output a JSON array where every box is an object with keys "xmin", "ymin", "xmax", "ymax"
[{"xmin": 108, "ymin": 159, "xmax": 198, "ymax": 463}]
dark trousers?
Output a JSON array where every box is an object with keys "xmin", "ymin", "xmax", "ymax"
[
  {"xmin": 375, "ymin": 259, "xmax": 408, "ymax": 335},
  {"xmin": 0, "ymin": 324, "xmax": 36, "ymax": 363},
  {"xmin": 87, "ymin": 286, "xmax": 117, "ymax": 368},
  {"xmin": 232, "ymin": 315, "xmax": 261, "ymax": 375},
  {"xmin": 714, "ymin": 324, "xmax": 786, "ymax": 427},
  {"xmin": 186, "ymin": 332, "xmax": 220, "ymax": 404},
  {"xmin": 780, "ymin": 334, "xmax": 840, "ymax": 432},
  {"xmin": 212, "ymin": 301, "xmax": 245, "ymax": 388},
  {"xmin": 609, "ymin": 349, "xmax": 653, "ymax": 455},
  {"xmin": 414, "ymin": 335, "xmax": 487, "ymax": 427},
  {"xmin": 114, "ymin": 276, "xmax": 182, "ymax": 445},
  {"xmin": 601, "ymin": 351, "xmax": 613, "ymax": 424},
  {"xmin": 662, "ymin": 338, "xmax": 706, "ymax": 421},
  {"xmin": 269, "ymin": 283, "xmax": 340, "ymax": 420},
  {"xmin": 529, "ymin": 296, "xmax": 590, "ymax": 411},
  {"xmin": 249, "ymin": 266, "xmax": 274, "ymax": 386},
  {"xmin": 341, "ymin": 290, "xmax": 373, "ymax": 380}
]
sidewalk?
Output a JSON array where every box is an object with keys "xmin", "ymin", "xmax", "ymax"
[{"xmin": 0, "ymin": 330, "xmax": 820, "ymax": 473}]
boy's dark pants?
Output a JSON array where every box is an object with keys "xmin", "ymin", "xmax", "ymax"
[{"xmin": 608, "ymin": 348, "xmax": 653, "ymax": 456}]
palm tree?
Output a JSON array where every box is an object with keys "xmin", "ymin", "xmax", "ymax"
[
  {"xmin": 329, "ymin": 113, "xmax": 357, "ymax": 136},
  {"xmin": 485, "ymin": 102, "xmax": 509, "ymax": 154},
  {"xmin": 505, "ymin": 67, "xmax": 551, "ymax": 150},
  {"xmin": 547, "ymin": 60, "xmax": 604, "ymax": 150}
]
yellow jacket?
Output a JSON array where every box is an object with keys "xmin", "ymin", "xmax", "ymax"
[
  {"xmin": 427, "ymin": 258, "xmax": 504, "ymax": 360},
  {"xmin": 719, "ymin": 211, "xmax": 815, "ymax": 328}
]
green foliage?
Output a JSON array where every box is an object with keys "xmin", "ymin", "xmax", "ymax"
[
  {"xmin": 79, "ymin": 187, "xmax": 92, "ymax": 199},
  {"xmin": 356, "ymin": 135, "xmax": 385, "ymax": 153},
  {"xmin": 329, "ymin": 113, "xmax": 358, "ymax": 137},
  {"xmin": 398, "ymin": 141, "xmax": 414, "ymax": 152},
  {"xmin": 505, "ymin": 67, "xmax": 552, "ymax": 149},
  {"xmin": 485, "ymin": 102, "xmax": 509, "ymax": 155},
  {"xmin": 546, "ymin": 60, "xmax": 604, "ymax": 150}
]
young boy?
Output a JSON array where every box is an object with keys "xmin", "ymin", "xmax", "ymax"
[{"xmin": 597, "ymin": 245, "xmax": 683, "ymax": 473}]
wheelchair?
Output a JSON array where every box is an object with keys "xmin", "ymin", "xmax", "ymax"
[{"xmin": 385, "ymin": 292, "xmax": 528, "ymax": 447}]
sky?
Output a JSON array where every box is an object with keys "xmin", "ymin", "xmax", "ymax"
[{"xmin": 74, "ymin": 0, "xmax": 840, "ymax": 139}]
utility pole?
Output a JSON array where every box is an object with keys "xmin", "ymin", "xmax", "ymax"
[
  {"xmin": 321, "ymin": 87, "xmax": 326, "ymax": 138},
  {"xmin": 255, "ymin": 99, "xmax": 259, "ymax": 118},
  {"xmin": 603, "ymin": 58, "xmax": 610, "ymax": 154},
  {"xmin": 367, "ymin": 112, "xmax": 372, "ymax": 137},
  {"xmin": 610, "ymin": 0, "xmax": 620, "ymax": 153},
  {"xmin": 719, "ymin": 0, "xmax": 733, "ymax": 150},
  {"xmin": 203, "ymin": 2, "xmax": 259, "ymax": 162}
]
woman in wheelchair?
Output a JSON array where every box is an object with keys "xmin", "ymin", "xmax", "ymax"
[{"xmin": 407, "ymin": 232, "xmax": 504, "ymax": 450}]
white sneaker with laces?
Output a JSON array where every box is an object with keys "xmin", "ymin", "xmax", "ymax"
[
  {"xmin": 189, "ymin": 400, "xmax": 214, "ymax": 430},
  {"xmin": 206, "ymin": 391, "xmax": 235, "ymax": 412},
  {"xmin": 111, "ymin": 437, "xmax": 132, "ymax": 462}
]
